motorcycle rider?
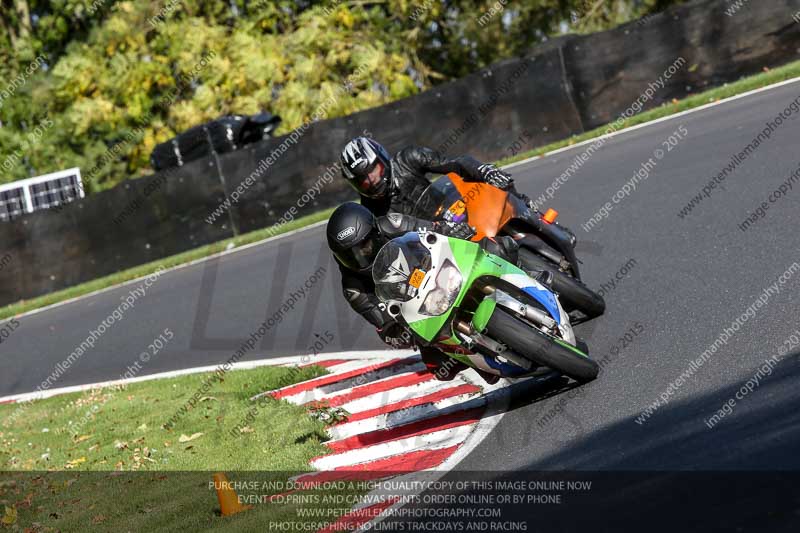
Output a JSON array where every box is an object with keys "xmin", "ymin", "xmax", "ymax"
[
  {"xmin": 327, "ymin": 202, "xmax": 521, "ymax": 384},
  {"xmin": 339, "ymin": 137, "xmax": 599, "ymax": 322},
  {"xmin": 339, "ymin": 136, "xmax": 520, "ymax": 216}
]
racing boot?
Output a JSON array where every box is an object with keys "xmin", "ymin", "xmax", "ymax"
[{"xmin": 421, "ymin": 347, "xmax": 467, "ymax": 381}]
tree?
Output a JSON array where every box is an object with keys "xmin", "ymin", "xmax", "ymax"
[{"xmin": 0, "ymin": 0, "xmax": 686, "ymax": 191}]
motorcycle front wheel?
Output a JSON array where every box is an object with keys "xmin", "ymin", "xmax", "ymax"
[{"xmin": 486, "ymin": 308, "xmax": 599, "ymax": 383}]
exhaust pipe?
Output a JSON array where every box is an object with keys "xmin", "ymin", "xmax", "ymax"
[{"xmin": 480, "ymin": 285, "xmax": 557, "ymax": 330}]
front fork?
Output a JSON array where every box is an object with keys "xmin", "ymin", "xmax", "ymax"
[{"xmin": 450, "ymin": 282, "xmax": 569, "ymax": 373}]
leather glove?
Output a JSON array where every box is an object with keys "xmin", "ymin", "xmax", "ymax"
[
  {"xmin": 478, "ymin": 164, "xmax": 513, "ymax": 189},
  {"xmin": 377, "ymin": 322, "xmax": 414, "ymax": 349},
  {"xmin": 433, "ymin": 220, "xmax": 476, "ymax": 240}
]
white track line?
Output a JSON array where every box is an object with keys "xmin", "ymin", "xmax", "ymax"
[
  {"xmin": 8, "ymin": 74, "xmax": 799, "ymax": 326},
  {"xmin": 503, "ymin": 75, "xmax": 800, "ymax": 170},
  {"xmin": 2, "ymin": 219, "xmax": 326, "ymax": 324},
  {"xmin": 0, "ymin": 350, "xmax": 416, "ymax": 404}
]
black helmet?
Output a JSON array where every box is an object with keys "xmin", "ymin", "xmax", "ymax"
[
  {"xmin": 327, "ymin": 202, "xmax": 387, "ymax": 272},
  {"xmin": 340, "ymin": 137, "xmax": 391, "ymax": 198}
]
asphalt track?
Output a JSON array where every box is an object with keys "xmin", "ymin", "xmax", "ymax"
[{"xmin": 3, "ymin": 78, "xmax": 800, "ymax": 480}]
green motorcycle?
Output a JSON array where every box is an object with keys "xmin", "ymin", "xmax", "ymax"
[{"xmin": 372, "ymin": 230, "xmax": 599, "ymax": 383}]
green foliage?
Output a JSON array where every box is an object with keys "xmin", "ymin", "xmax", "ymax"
[{"xmin": 0, "ymin": 0, "xmax": 686, "ymax": 192}]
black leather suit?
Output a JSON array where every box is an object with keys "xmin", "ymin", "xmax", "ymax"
[
  {"xmin": 361, "ymin": 146, "xmax": 497, "ymax": 216},
  {"xmin": 335, "ymin": 213, "xmax": 518, "ymax": 332}
]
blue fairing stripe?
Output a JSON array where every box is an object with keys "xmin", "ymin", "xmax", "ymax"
[
  {"xmin": 522, "ymin": 286, "xmax": 560, "ymax": 323},
  {"xmin": 482, "ymin": 355, "xmax": 530, "ymax": 377}
]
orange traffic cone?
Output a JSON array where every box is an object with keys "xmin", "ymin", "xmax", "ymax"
[{"xmin": 213, "ymin": 472, "xmax": 253, "ymax": 516}]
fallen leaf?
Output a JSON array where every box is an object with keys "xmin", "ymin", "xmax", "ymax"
[
  {"xmin": 137, "ymin": 423, "xmax": 147, "ymax": 431},
  {"xmin": 199, "ymin": 396, "xmax": 217, "ymax": 402},
  {"xmin": 64, "ymin": 457, "xmax": 87, "ymax": 469},
  {"xmin": 2, "ymin": 506, "xmax": 17, "ymax": 526},
  {"xmin": 114, "ymin": 441, "xmax": 128, "ymax": 450},
  {"xmin": 73, "ymin": 435, "xmax": 91, "ymax": 443},
  {"xmin": 178, "ymin": 432, "xmax": 203, "ymax": 443},
  {"xmin": 91, "ymin": 514, "xmax": 107, "ymax": 524},
  {"xmin": 17, "ymin": 493, "xmax": 33, "ymax": 509},
  {"xmin": 88, "ymin": 445, "xmax": 99, "ymax": 452},
  {"xmin": 238, "ymin": 426, "xmax": 254, "ymax": 434}
]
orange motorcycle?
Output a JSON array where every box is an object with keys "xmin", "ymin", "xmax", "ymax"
[{"xmin": 413, "ymin": 173, "xmax": 605, "ymax": 322}]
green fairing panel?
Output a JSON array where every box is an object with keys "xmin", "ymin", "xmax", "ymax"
[
  {"xmin": 406, "ymin": 237, "xmax": 524, "ymax": 341},
  {"xmin": 406, "ymin": 238, "xmax": 480, "ymax": 340},
  {"xmin": 472, "ymin": 297, "xmax": 497, "ymax": 333},
  {"xmin": 440, "ymin": 332, "xmax": 461, "ymax": 345},
  {"xmin": 407, "ymin": 314, "xmax": 450, "ymax": 340}
]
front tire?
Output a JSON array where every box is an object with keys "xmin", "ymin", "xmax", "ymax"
[
  {"xmin": 518, "ymin": 248, "xmax": 605, "ymax": 319},
  {"xmin": 486, "ymin": 308, "xmax": 599, "ymax": 383}
]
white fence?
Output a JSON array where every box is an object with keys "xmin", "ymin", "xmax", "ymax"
[{"xmin": 0, "ymin": 168, "xmax": 84, "ymax": 221}]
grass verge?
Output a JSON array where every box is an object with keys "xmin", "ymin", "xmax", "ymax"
[
  {"xmin": 0, "ymin": 363, "xmax": 369, "ymax": 531},
  {"xmin": 4, "ymin": 60, "xmax": 800, "ymax": 321},
  {"xmin": 0, "ymin": 365, "xmax": 330, "ymax": 472}
]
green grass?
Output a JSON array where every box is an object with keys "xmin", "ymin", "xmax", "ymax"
[
  {"xmin": 0, "ymin": 365, "xmax": 330, "ymax": 472},
  {"xmin": 0, "ymin": 364, "xmax": 370, "ymax": 531},
  {"xmin": 4, "ymin": 59, "xmax": 800, "ymax": 321}
]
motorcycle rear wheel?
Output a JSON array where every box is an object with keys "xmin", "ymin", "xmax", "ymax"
[
  {"xmin": 486, "ymin": 308, "xmax": 599, "ymax": 383},
  {"xmin": 518, "ymin": 248, "xmax": 605, "ymax": 319}
]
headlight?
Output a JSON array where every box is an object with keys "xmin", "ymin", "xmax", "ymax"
[{"xmin": 419, "ymin": 260, "xmax": 462, "ymax": 316}]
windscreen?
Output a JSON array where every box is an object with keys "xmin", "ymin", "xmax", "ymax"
[
  {"xmin": 372, "ymin": 232, "xmax": 432, "ymax": 302},
  {"xmin": 412, "ymin": 176, "xmax": 466, "ymax": 223}
]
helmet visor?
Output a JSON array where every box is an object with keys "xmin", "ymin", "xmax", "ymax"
[
  {"xmin": 334, "ymin": 225, "xmax": 385, "ymax": 272},
  {"xmin": 349, "ymin": 161, "xmax": 387, "ymax": 198}
]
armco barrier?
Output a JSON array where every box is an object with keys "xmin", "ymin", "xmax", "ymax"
[
  {"xmin": 0, "ymin": 158, "xmax": 231, "ymax": 306},
  {"xmin": 0, "ymin": 0, "xmax": 799, "ymax": 306},
  {"xmin": 562, "ymin": 0, "xmax": 800, "ymax": 129}
]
